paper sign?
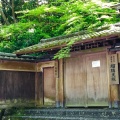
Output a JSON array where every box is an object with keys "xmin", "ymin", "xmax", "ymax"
[{"xmin": 92, "ymin": 60, "xmax": 100, "ymax": 68}]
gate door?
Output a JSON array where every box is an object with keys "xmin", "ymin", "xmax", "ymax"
[
  {"xmin": 43, "ymin": 67, "xmax": 56, "ymax": 106},
  {"xmin": 64, "ymin": 56, "xmax": 87, "ymax": 106},
  {"xmin": 85, "ymin": 52, "xmax": 108, "ymax": 106},
  {"xmin": 64, "ymin": 52, "xmax": 108, "ymax": 107}
]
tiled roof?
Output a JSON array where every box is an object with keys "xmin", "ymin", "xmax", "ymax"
[
  {"xmin": 0, "ymin": 52, "xmax": 37, "ymax": 62},
  {"xmin": 15, "ymin": 23, "xmax": 120, "ymax": 55}
]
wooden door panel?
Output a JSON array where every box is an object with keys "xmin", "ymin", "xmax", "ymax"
[
  {"xmin": 85, "ymin": 52, "xmax": 108, "ymax": 106},
  {"xmin": 65, "ymin": 56, "xmax": 86, "ymax": 106},
  {"xmin": 64, "ymin": 52, "xmax": 108, "ymax": 107},
  {"xmin": 44, "ymin": 67, "xmax": 55, "ymax": 106}
]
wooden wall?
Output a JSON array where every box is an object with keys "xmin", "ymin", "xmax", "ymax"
[
  {"xmin": 64, "ymin": 51, "xmax": 108, "ymax": 107},
  {"xmin": 0, "ymin": 60, "xmax": 36, "ymax": 108},
  {"xmin": 35, "ymin": 48, "xmax": 110, "ymax": 107},
  {"xmin": 1, "ymin": 48, "xmax": 119, "ymax": 108},
  {"xmin": 0, "ymin": 71, "xmax": 35, "ymax": 99},
  {"xmin": 34, "ymin": 51, "xmax": 120, "ymax": 108}
]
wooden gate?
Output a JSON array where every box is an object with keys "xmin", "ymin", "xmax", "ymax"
[
  {"xmin": 85, "ymin": 52, "xmax": 108, "ymax": 106},
  {"xmin": 64, "ymin": 52, "xmax": 108, "ymax": 107},
  {"xmin": 43, "ymin": 67, "xmax": 56, "ymax": 106},
  {"xmin": 64, "ymin": 56, "xmax": 87, "ymax": 106}
]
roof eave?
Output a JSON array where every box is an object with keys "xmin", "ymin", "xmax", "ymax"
[{"xmin": 15, "ymin": 34, "xmax": 120, "ymax": 55}]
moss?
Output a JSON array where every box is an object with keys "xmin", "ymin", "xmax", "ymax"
[{"xmin": 15, "ymin": 25, "xmax": 120, "ymax": 55}]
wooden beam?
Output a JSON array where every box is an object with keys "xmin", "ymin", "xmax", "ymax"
[
  {"xmin": 36, "ymin": 61, "xmax": 55, "ymax": 72},
  {"xmin": 0, "ymin": 60, "xmax": 35, "ymax": 72},
  {"xmin": 71, "ymin": 47, "xmax": 108, "ymax": 57}
]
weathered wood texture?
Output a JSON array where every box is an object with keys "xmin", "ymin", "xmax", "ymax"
[
  {"xmin": 35, "ymin": 72, "xmax": 43, "ymax": 106},
  {"xmin": 36, "ymin": 61, "xmax": 55, "ymax": 72},
  {"xmin": 110, "ymin": 85, "xmax": 119, "ymax": 102},
  {"xmin": 0, "ymin": 60, "xmax": 35, "ymax": 72},
  {"xmin": 0, "ymin": 71, "xmax": 35, "ymax": 105},
  {"xmin": 119, "ymin": 63, "xmax": 120, "ymax": 102},
  {"xmin": 58, "ymin": 59, "xmax": 64, "ymax": 107},
  {"xmin": 64, "ymin": 52, "xmax": 108, "ymax": 107},
  {"xmin": 64, "ymin": 56, "xmax": 87, "ymax": 106},
  {"xmin": 117, "ymin": 52, "xmax": 120, "ymax": 105},
  {"xmin": 54, "ymin": 60, "xmax": 59, "ymax": 107},
  {"xmin": 43, "ymin": 67, "xmax": 56, "ymax": 106},
  {"xmin": 85, "ymin": 52, "xmax": 108, "ymax": 106},
  {"xmin": 108, "ymin": 54, "xmax": 119, "ymax": 84},
  {"xmin": 118, "ymin": 52, "xmax": 120, "ymax": 63},
  {"xmin": 108, "ymin": 53, "xmax": 120, "ymax": 108},
  {"xmin": 35, "ymin": 61, "xmax": 56, "ymax": 106}
]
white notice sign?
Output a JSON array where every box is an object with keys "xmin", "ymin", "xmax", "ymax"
[{"xmin": 92, "ymin": 60, "xmax": 100, "ymax": 68}]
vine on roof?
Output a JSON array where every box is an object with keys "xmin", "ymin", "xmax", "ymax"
[{"xmin": 0, "ymin": 0, "xmax": 120, "ymax": 55}]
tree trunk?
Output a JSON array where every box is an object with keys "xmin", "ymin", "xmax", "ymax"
[
  {"xmin": 11, "ymin": 0, "xmax": 17, "ymax": 23},
  {"xmin": 0, "ymin": 9, "xmax": 10, "ymax": 25}
]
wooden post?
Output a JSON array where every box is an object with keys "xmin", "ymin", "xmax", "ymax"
[
  {"xmin": 59, "ymin": 59, "xmax": 64, "ymax": 107},
  {"xmin": 107, "ymin": 53, "xmax": 112, "ymax": 108},
  {"xmin": 108, "ymin": 53, "xmax": 119, "ymax": 108},
  {"xmin": 35, "ymin": 63, "xmax": 43, "ymax": 106},
  {"xmin": 55, "ymin": 60, "xmax": 59, "ymax": 107},
  {"xmin": 110, "ymin": 85, "xmax": 119, "ymax": 108},
  {"xmin": 117, "ymin": 52, "xmax": 120, "ymax": 107},
  {"xmin": 35, "ymin": 71, "xmax": 38, "ymax": 106},
  {"xmin": 117, "ymin": 52, "xmax": 120, "ymax": 63}
]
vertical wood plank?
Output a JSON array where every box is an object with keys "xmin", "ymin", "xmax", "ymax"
[
  {"xmin": 0, "ymin": 71, "xmax": 35, "ymax": 105},
  {"xmin": 118, "ymin": 52, "xmax": 120, "ymax": 107},
  {"xmin": 59, "ymin": 59, "xmax": 64, "ymax": 107},
  {"xmin": 64, "ymin": 56, "xmax": 86, "ymax": 107},
  {"xmin": 108, "ymin": 53, "xmax": 119, "ymax": 108},
  {"xmin": 55, "ymin": 60, "xmax": 59, "ymax": 107},
  {"xmin": 108, "ymin": 54, "xmax": 119, "ymax": 84},
  {"xmin": 106, "ymin": 52, "xmax": 112, "ymax": 108},
  {"xmin": 35, "ymin": 71, "xmax": 38, "ymax": 106},
  {"xmin": 35, "ymin": 72, "xmax": 43, "ymax": 106},
  {"xmin": 117, "ymin": 52, "xmax": 120, "ymax": 63}
]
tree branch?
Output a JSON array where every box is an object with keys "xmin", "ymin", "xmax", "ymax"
[{"xmin": 2, "ymin": 0, "xmax": 12, "ymax": 9}]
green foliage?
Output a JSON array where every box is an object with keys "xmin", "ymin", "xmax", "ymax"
[
  {"xmin": 54, "ymin": 39, "xmax": 75, "ymax": 59},
  {"xmin": 54, "ymin": 46, "xmax": 71, "ymax": 59},
  {"xmin": 0, "ymin": 0, "xmax": 120, "ymax": 55}
]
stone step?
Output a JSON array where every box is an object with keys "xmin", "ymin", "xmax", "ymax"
[
  {"xmin": 3, "ymin": 116, "xmax": 120, "ymax": 120},
  {"xmin": 2, "ymin": 108, "xmax": 120, "ymax": 120},
  {"xmin": 24, "ymin": 108, "xmax": 120, "ymax": 118}
]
